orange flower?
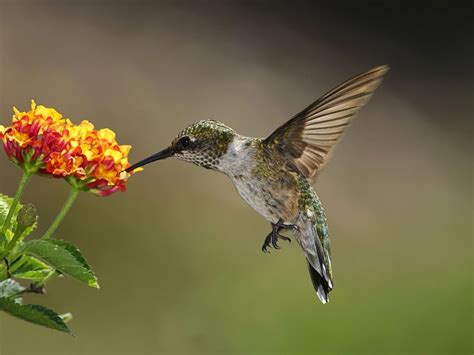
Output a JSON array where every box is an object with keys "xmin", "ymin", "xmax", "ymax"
[
  {"xmin": 0, "ymin": 100, "xmax": 66, "ymax": 166},
  {"xmin": 1, "ymin": 100, "xmax": 141, "ymax": 196},
  {"xmin": 58, "ymin": 120, "xmax": 142, "ymax": 196}
]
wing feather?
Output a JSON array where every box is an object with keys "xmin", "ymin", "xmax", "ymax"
[{"xmin": 264, "ymin": 65, "xmax": 389, "ymax": 180}]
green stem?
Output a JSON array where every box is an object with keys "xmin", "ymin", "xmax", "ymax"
[
  {"xmin": 0, "ymin": 225, "xmax": 26, "ymax": 260},
  {"xmin": 42, "ymin": 187, "xmax": 80, "ymax": 239},
  {"xmin": 0, "ymin": 255, "xmax": 23, "ymax": 281},
  {"xmin": 37, "ymin": 270, "xmax": 59, "ymax": 287},
  {"xmin": 10, "ymin": 283, "xmax": 45, "ymax": 298},
  {"xmin": 0, "ymin": 171, "xmax": 31, "ymax": 239}
]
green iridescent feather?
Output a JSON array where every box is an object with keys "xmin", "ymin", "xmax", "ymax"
[{"xmin": 296, "ymin": 175, "xmax": 332, "ymax": 279}]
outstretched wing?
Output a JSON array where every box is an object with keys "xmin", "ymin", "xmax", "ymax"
[{"xmin": 264, "ymin": 65, "xmax": 389, "ymax": 180}]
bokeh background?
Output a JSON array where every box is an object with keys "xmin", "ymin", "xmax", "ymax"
[{"xmin": 0, "ymin": 1, "xmax": 472, "ymax": 354}]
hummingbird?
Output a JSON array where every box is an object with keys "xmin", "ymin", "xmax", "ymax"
[{"xmin": 127, "ymin": 65, "xmax": 389, "ymax": 303}]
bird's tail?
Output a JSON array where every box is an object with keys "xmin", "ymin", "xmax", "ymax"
[
  {"xmin": 307, "ymin": 259, "xmax": 332, "ymax": 304},
  {"xmin": 296, "ymin": 213, "xmax": 333, "ymax": 304}
]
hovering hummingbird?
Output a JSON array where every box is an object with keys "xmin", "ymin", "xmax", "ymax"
[{"xmin": 127, "ymin": 65, "xmax": 389, "ymax": 303}]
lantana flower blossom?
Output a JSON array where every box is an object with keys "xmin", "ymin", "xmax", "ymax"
[{"xmin": 0, "ymin": 100, "xmax": 141, "ymax": 196}]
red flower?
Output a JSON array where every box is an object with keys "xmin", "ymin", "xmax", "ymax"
[{"xmin": 1, "ymin": 101, "xmax": 141, "ymax": 196}]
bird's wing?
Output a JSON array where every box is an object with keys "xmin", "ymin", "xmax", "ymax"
[{"xmin": 263, "ymin": 65, "xmax": 389, "ymax": 181}]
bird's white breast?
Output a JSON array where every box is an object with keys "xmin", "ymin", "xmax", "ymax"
[
  {"xmin": 218, "ymin": 136, "xmax": 256, "ymax": 175},
  {"xmin": 219, "ymin": 136, "xmax": 280, "ymax": 223}
]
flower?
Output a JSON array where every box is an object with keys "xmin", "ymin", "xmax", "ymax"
[
  {"xmin": 0, "ymin": 100, "xmax": 141, "ymax": 196},
  {"xmin": 0, "ymin": 101, "xmax": 66, "ymax": 168},
  {"xmin": 56, "ymin": 119, "xmax": 142, "ymax": 197}
]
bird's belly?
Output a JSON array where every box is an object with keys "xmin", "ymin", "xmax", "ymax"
[{"xmin": 231, "ymin": 177, "xmax": 298, "ymax": 224}]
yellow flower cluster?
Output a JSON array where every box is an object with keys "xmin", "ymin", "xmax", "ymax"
[{"xmin": 0, "ymin": 100, "xmax": 140, "ymax": 196}]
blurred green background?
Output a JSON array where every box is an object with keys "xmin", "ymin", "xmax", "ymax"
[{"xmin": 0, "ymin": 1, "xmax": 472, "ymax": 354}]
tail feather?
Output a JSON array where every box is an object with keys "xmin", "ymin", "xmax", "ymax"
[
  {"xmin": 307, "ymin": 260, "xmax": 332, "ymax": 304},
  {"xmin": 297, "ymin": 207, "xmax": 333, "ymax": 303}
]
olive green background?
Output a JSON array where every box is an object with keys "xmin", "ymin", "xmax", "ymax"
[{"xmin": 0, "ymin": 1, "xmax": 471, "ymax": 354}]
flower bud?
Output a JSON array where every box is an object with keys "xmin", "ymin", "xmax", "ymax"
[{"xmin": 16, "ymin": 203, "xmax": 37, "ymax": 228}]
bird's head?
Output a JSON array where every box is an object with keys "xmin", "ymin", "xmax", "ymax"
[{"xmin": 126, "ymin": 120, "xmax": 236, "ymax": 172}]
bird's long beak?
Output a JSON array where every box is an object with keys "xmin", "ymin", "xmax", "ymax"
[{"xmin": 126, "ymin": 146, "xmax": 174, "ymax": 172}]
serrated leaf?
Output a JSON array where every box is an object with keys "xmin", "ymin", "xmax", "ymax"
[
  {"xmin": 0, "ymin": 193, "xmax": 37, "ymax": 241},
  {"xmin": 0, "ymin": 279, "xmax": 25, "ymax": 304},
  {"xmin": 22, "ymin": 239, "xmax": 99, "ymax": 288},
  {"xmin": 0, "ymin": 194, "xmax": 14, "ymax": 226},
  {"xmin": 47, "ymin": 239, "xmax": 94, "ymax": 271},
  {"xmin": 0, "ymin": 297, "xmax": 72, "ymax": 334},
  {"xmin": 12, "ymin": 255, "xmax": 54, "ymax": 282}
]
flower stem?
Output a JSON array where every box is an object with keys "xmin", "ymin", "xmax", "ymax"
[
  {"xmin": 0, "ymin": 171, "xmax": 31, "ymax": 240},
  {"xmin": 42, "ymin": 187, "xmax": 80, "ymax": 239},
  {"xmin": 36, "ymin": 270, "xmax": 59, "ymax": 287},
  {"xmin": 0, "ymin": 225, "xmax": 26, "ymax": 260}
]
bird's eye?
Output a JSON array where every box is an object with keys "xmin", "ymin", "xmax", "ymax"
[{"xmin": 180, "ymin": 136, "xmax": 191, "ymax": 148}]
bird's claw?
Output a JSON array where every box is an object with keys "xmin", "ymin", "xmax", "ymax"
[
  {"xmin": 271, "ymin": 238, "xmax": 280, "ymax": 249},
  {"xmin": 261, "ymin": 218, "xmax": 296, "ymax": 253},
  {"xmin": 261, "ymin": 232, "xmax": 281, "ymax": 253},
  {"xmin": 261, "ymin": 233, "xmax": 273, "ymax": 253},
  {"xmin": 278, "ymin": 234, "xmax": 291, "ymax": 243}
]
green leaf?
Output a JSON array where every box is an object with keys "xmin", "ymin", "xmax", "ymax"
[
  {"xmin": 11, "ymin": 255, "xmax": 54, "ymax": 282},
  {"xmin": 47, "ymin": 239, "xmax": 93, "ymax": 270},
  {"xmin": 21, "ymin": 239, "xmax": 99, "ymax": 288},
  {"xmin": 59, "ymin": 312, "xmax": 73, "ymax": 323},
  {"xmin": 0, "ymin": 279, "xmax": 25, "ymax": 304},
  {"xmin": 0, "ymin": 297, "xmax": 72, "ymax": 334},
  {"xmin": 0, "ymin": 194, "xmax": 37, "ymax": 241},
  {"xmin": 0, "ymin": 194, "xmax": 14, "ymax": 226}
]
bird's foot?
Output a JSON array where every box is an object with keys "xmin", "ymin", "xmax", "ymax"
[
  {"xmin": 274, "ymin": 220, "xmax": 299, "ymax": 234},
  {"xmin": 261, "ymin": 231, "xmax": 277, "ymax": 253},
  {"xmin": 261, "ymin": 219, "xmax": 298, "ymax": 253}
]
